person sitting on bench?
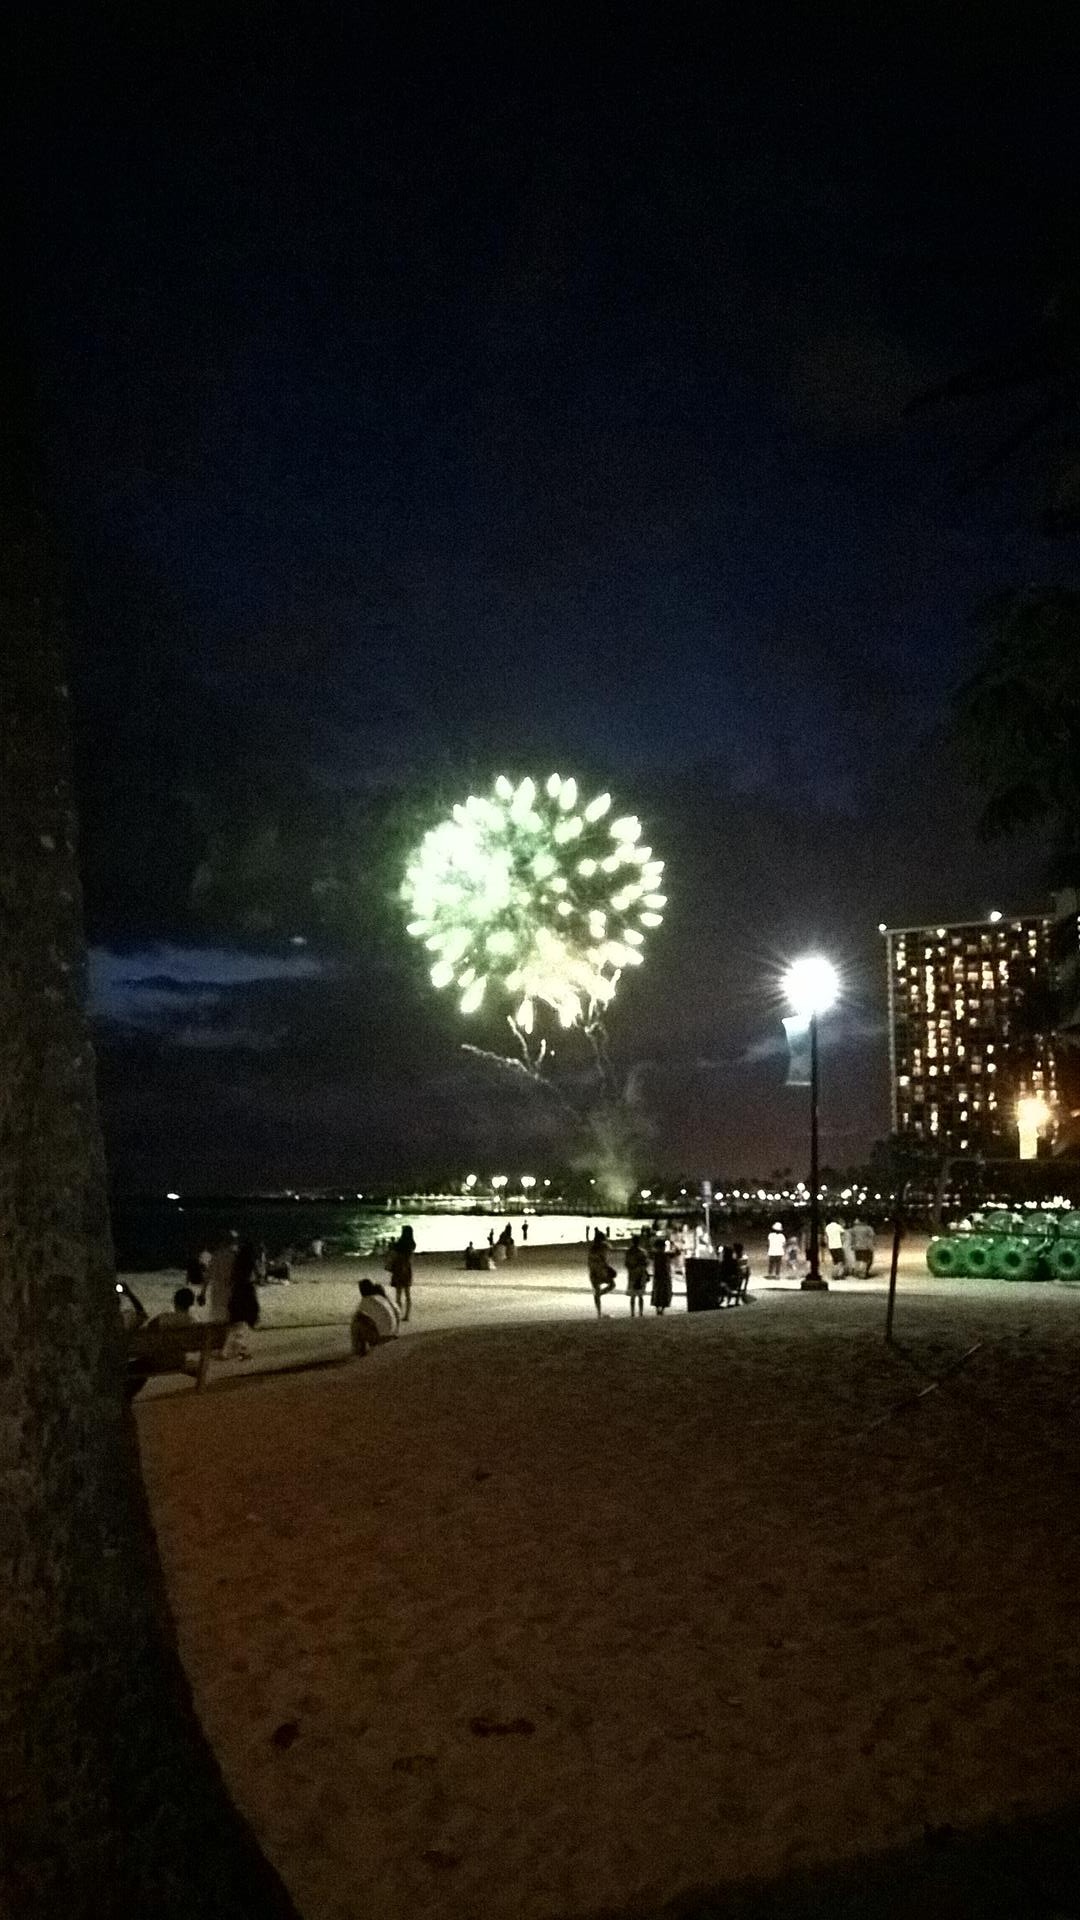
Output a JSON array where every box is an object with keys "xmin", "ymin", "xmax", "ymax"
[{"xmin": 145, "ymin": 1285, "xmax": 197, "ymax": 1332}]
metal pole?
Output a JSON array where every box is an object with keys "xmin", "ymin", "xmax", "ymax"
[
  {"xmin": 802, "ymin": 1011, "xmax": 828, "ymax": 1289},
  {"xmin": 885, "ymin": 1188, "xmax": 903, "ymax": 1342}
]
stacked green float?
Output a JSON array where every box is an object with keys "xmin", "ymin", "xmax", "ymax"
[
  {"xmin": 1052, "ymin": 1211, "xmax": 1080, "ymax": 1283},
  {"xmin": 926, "ymin": 1207, "xmax": 1069, "ymax": 1281}
]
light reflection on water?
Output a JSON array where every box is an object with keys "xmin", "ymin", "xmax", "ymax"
[{"xmin": 111, "ymin": 1199, "xmax": 648, "ymax": 1271}]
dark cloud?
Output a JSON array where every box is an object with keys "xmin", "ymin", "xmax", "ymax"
[{"xmin": 18, "ymin": 10, "xmax": 1072, "ymax": 1185}]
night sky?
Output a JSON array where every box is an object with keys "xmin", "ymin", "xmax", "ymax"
[{"xmin": 22, "ymin": 11, "xmax": 1077, "ymax": 1188}]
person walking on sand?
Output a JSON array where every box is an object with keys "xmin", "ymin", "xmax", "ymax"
[
  {"xmin": 651, "ymin": 1231, "xmax": 673, "ymax": 1315},
  {"xmin": 824, "ymin": 1216, "xmax": 846, "ymax": 1279},
  {"xmin": 521, "ymin": 1219, "xmax": 529, "ymax": 1244},
  {"xmin": 224, "ymin": 1238, "xmax": 261, "ymax": 1359},
  {"xmin": 199, "ymin": 1228, "xmax": 239, "ymax": 1325},
  {"xmin": 587, "ymin": 1228, "xmax": 617, "ymax": 1317},
  {"xmin": 766, "ymin": 1220, "xmax": 785, "ymax": 1279},
  {"xmin": 851, "ymin": 1215, "xmax": 875, "ymax": 1277},
  {"xmin": 497, "ymin": 1222, "xmax": 516, "ymax": 1263},
  {"xmin": 386, "ymin": 1225, "xmax": 416, "ymax": 1321},
  {"xmin": 625, "ymin": 1232, "xmax": 649, "ymax": 1317}
]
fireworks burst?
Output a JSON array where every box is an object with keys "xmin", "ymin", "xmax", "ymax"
[{"xmin": 402, "ymin": 774, "xmax": 666, "ymax": 1032}]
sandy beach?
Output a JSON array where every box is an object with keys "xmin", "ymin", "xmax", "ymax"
[
  {"xmin": 135, "ymin": 1263, "xmax": 1080, "ymax": 1919},
  {"xmin": 126, "ymin": 1235, "xmax": 940, "ymax": 1396}
]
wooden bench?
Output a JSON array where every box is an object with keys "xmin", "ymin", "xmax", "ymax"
[
  {"xmin": 717, "ymin": 1265, "xmax": 751, "ymax": 1308},
  {"xmin": 126, "ymin": 1321, "xmax": 231, "ymax": 1396}
]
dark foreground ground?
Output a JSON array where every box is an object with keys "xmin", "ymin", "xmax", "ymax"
[{"xmin": 138, "ymin": 1284, "xmax": 1080, "ymax": 1920}]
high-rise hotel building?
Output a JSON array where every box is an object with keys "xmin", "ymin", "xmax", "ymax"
[{"xmin": 883, "ymin": 912, "xmax": 1058, "ymax": 1155}]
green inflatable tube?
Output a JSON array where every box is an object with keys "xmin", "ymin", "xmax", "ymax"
[
  {"xmin": 926, "ymin": 1237, "xmax": 958, "ymax": 1277},
  {"xmin": 963, "ymin": 1238, "xmax": 994, "ymax": 1278},
  {"xmin": 1052, "ymin": 1239, "xmax": 1080, "ymax": 1282},
  {"xmin": 999, "ymin": 1240, "xmax": 1037, "ymax": 1281}
]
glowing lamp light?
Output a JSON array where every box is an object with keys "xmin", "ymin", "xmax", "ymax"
[
  {"xmin": 464, "ymin": 1173, "xmax": 478, "ymax": 1190},
  {"xmin": 989, "ymin": 909, "xmax": 1003, "ymax": 924},
  {"xmin": 783, "ymin": 955, "xmax": 839, "ymax": 1020},
  {"xmin": 520, "ymin": 1174, "xmax": 536, "ymax": 1191},
  {"xmin": 1018, "ymin": 1094, "xmax": 1052, "ymax": 1161},
  {"xmin": 491, "ymin": 1174, "xmax": 508, "ymax": 1191}
]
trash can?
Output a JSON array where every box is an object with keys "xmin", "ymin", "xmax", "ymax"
[{"xmin": 685, "ymin": 1258, "xmax": 724, "ymax": 1312}]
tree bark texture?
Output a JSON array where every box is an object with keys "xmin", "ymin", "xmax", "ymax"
[{"xmin": 0, "ymin": 457, "xmax": 300, "ymax": 1910}]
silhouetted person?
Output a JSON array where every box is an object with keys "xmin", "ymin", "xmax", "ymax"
[
  {"xmin": 587, "ymin": 1228, "xmax": 617, "ymax": 1317},
  {"xmin": 145, "ymin": 1286, "xmax": 197, "ymax": 1333},
  {"xmin": 387, "ymin": 1225, "xmax": 416, "ymax": 1321},
  {"xmin": 351, "ymin": 1276, "xmax": 399, "ymax": 1354},
  {"xmin": 200, "ymin": 1228, "xmax": 239, "ymax": 1324},
  {"xmin": 651, "ymin": 1234, "xmax": 672, "ymax": 1315},
  {"xmin": 851, "ymin": 1216, "xmax": 875, "ymax": 1276},
  {"xmin": 226, "ymin": 1239, "xmax": 261, "ymax": 1359},
  {"xmin": 625, "ymin": 1233, "xmax": 649, "ymax": 1317}
]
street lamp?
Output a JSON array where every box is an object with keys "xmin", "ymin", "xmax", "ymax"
[{"xmin": 782, "ymin": 955, "xmax": 839, "ymax": 1291}]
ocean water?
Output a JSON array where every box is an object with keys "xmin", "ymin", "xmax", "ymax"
[{"xmin": 110, "ymin": 1197, "xmax": 646, "ymax": 1272}]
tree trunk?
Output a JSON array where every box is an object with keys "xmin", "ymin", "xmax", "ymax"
[{"xmin": 0, "ymin": 414, "xmax": 301, "ymax": 1913}]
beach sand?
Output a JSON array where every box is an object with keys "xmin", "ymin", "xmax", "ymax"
[{"xmin": 137, "ymin": 1280, "xmax": 1080, "ymax": 1919}]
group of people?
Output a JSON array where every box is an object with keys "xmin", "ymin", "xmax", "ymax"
[
  {"xmin": 351, "ymin": 1224, "xmax": 417, "ymax": 1348},
  {"xmin": 463, "ymin": 1220, "xmax": 530, "ymax": 1269},
  {"xmin": 587, "ymin": 1221, "xmax": 751, "ymax": 1317},
  {"xmin": 765, "ymin": 1216, "xmax": 877, "ymax": 1280}
]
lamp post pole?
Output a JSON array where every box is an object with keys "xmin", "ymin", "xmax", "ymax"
[{"xmin": 802, "ymin": 1009, "xmax": 828, "ymax": 1290}]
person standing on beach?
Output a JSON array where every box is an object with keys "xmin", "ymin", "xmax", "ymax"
[
  {"xmin": 651, "ymin": 1232, "xmax": 673, "ymax": 1314},
  {"xmin": 199, "ymin": 1229, "xmax": 238, "ymax": 1325},
  {"xmin": 521, "ymin": 1219, "xmax": 528, "ymax": 1244},
  {"xmin": 625, "ymin": 1233, "xmax": 649, "ymax": 1316},
  {"xmin": 387, "ymin": 1225, "xmax": 416, "ymax": 1321},
  {"xmin": 766, "ymin": 1221, "xmax": 785, "ymax": 1278},
  {"xmin": 587, "ymin": 1228, "xmax": 617, "ymax": 1317},
  {"xmin": 224, "ymin": 1238, "xmax": 260, "ymax": 1359}
]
